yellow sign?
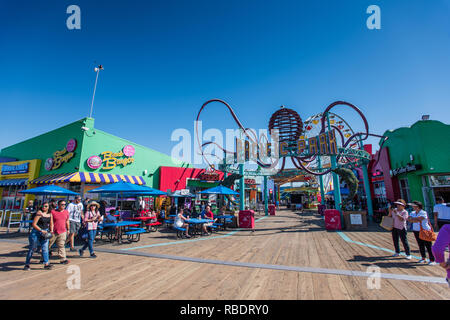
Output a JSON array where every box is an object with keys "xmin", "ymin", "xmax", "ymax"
[
  {"xmin": 101, "ymin": 151, "xmax": 135, "ymax": 170},
  {"xmin": 52, "ymin": 148, "xmax": 75, "ymax": 170}
]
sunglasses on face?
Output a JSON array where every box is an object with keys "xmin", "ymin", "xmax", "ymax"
[{"xmin": 60, "ymin": 203, "xmax": 66, "ymax": 206}]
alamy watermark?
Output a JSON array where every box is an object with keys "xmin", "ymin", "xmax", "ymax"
[
  {"xmin": 366, "ymin": 5, "xmax": 381, "ymax": 30},
  {"xmin": 170, "ymin": 121, "xmax": 280, "ymax": 170},
  {"xmin": 66, "ymin": 5, "xmax": 81, "ymax": 30},
  {"xmin": 366, "ymin": 266, "xmax": 381, "ymax": 290},
  {"xmin": 66, "ymin": 265, "xmax": 81, "ymax": 290}
]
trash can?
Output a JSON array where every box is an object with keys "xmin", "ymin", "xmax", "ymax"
[
  {"xmin": 239, "ymin": 210, "xmax": 255, "ymax": 228},
  {"xmin": 318, "ymin": 204, "xmax": 326, "ymax": 216},
  {"xmin": 268, "ymin": 204, "xmax": 276, "ymax": 216},
  {"xmin": 324, "ymin": 209, "xmax": 341, "ymax": 230}
]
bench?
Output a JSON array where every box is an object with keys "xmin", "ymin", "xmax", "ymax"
[
  {"xmin": 146, "ymin": 221, "xmax": 162, "ymax": 232},
  {"xmin": 209, "ymin": 224, "xmax": 219, "ymax": 233},
  {"xmin": 173, "ymin": 226, "xmax": 186, "ymax": 239},
  {"xmin": 124, "ymin": 227, "xmax": 146, "ymax": 242},
  {"xmin": 97, "ymin": 225, "xmax": 116, "ymax": 241},
  {"xmin": 164, "ymin": 219, "xmax": 174, "ymax": 228}
]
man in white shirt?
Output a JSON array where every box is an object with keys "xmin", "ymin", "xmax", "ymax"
[
  {"xmin": 433, "ymin": 197, "xmax": 450, "ymax": 230},
  {"xmin": 66, "ymin": 196, "xmax": 84, "ymax": 251}
]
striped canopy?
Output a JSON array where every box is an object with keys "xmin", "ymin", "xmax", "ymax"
[
  {"xmin": 0, "ymin": 178, "xmax": 28, "ymax": 186},
  {"xmin": 30, "ymin": 172, "xmax": 146, "ymax": 185}
]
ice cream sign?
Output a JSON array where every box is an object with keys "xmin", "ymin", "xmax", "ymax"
[
  {"xmin": 45, "ymin": 139, "xmax": 77, "ymax": 171},
  {"xmin": 87, "ymin": 145, "xmax": 135, "ymax": 170}
]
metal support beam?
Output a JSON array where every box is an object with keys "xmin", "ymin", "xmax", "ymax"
[
  {"xmin": 326, "ymin": 113, "xmax": 342, "ymax": 225},
  {"xmin": 239, "ymin": 163, "xmax": 245, "ymax": 211},
  {"xmin": 264, "ymin": 175, "xmax": 269, "ymax": 216}
]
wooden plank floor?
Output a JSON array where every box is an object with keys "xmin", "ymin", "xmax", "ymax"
[{"xmin": 0, "ymin": 209, "xmax": 448, "ymax": 300}]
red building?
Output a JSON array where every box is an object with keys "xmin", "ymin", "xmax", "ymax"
[{"xmin": 159, "ymin": 166, "xmax": 225, "ymax": 193}]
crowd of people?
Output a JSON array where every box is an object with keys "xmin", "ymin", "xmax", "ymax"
[
  {"xmin": 387, "ymin": 197, "xmax": 449, "ymax": 286},
  {"xmin": 23, "ymin": 196, "xmax": 103, "ymax": 270}
]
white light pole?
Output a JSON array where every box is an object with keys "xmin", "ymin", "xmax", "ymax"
[{"xmin": 89, "ymin": 65, "xmax": 104, "ymax": 118}]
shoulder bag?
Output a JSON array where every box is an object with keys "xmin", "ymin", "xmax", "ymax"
[
  {"xmin": 419, "ymin": 221, "xmax": 437, "ymax": 242},
  {"xmin": 380, "ymin": 215, "xmax": 394, "ymax": 231}
]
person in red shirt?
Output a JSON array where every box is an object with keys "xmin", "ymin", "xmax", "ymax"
[
  {"xmin": 201, "ymin": 205, "xmax": 214, "ymax": 235},
  {"xmin": 48, "ymin": 200, "xmax": 70, "ymax": 264}
]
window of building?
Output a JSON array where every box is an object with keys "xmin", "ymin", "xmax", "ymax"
[{"xmin": 399, "ymin": 178, "xmax": 411, "ymax": 202}]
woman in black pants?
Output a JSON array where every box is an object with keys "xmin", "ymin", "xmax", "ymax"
[
  {"xmin": 388, "ymin": 199, "xmax": 412, "ymax": 259},
  {"xmin": 407, "ymin": 201, "xmax": 437, "ymax": 265}
]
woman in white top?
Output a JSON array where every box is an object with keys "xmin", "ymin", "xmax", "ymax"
[
  {"xmin": 407, "ymin": 201, "xmax": 437, "ymax": 265},
  {"xmin": 174, "ymin": 208, "xmax": 190, "ymax": 238}
]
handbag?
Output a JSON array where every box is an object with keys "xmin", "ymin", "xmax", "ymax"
[
  {"xmin": 419, "ymin": 221, "xmax": 437, "ymax": 242},
  {"xmin": 380, "ymin": 215, "xmax": 393, "ymax": 231}
]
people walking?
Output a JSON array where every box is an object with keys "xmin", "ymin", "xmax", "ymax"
[
  {"xmin": 388, "ymin": 199, "xmax": 412, "ymax": 259},
  {"xmin": 407, "ymin": 201, "xmax": 436, "ymax": 265},
  {"xmin": 24, "ymin": 202, "xmax": 53, "ymax": 270},
  {"xmin": 48, "ymin": 200, "xmax": 70, "ymax": 264},
  {"xmin": 79, "ymin": 201, "xmax": 102, "ymax": 258},
  {"xmin": 433, "ymin": 197, "xmax": 450, "ymax": 230},
  {"xmin": 432, "ymin": 224, "xmax": 450, "ymax": 288},
  {"xmin": 66, "ymin": 196, "xmax": 83, "ymax": 252}
]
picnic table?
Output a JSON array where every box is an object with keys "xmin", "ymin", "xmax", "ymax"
[
  {"xmin": 125, "ymin": 216, "xmax": 158, "ymax": 231},
  {"xmin": 185, "ymin": 218, "xmax": 214, "ymax": 237},
  {"xmin": 211, "ymin": 215, "xmax": 234, "ymax": 230},
  {"xmin": 100, "ymin": 221, "xmax": 146, "ymax": 243}
]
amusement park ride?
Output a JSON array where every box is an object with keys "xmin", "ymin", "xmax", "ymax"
[{"xmin": 195, "ymin": 99, "xmax": 388, "ymax": 225}]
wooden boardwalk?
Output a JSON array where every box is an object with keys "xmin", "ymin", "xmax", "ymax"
[{"xmin": 0, "ymin": 209, "xmax": 449, "ymax": 300}]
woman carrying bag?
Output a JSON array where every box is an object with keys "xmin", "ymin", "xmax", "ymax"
[
  {"xmin": 407, "ymin": 201, "xmax": 437, "ymax": 265},
  {"xmin": 24, "ymin": 202, "xmax": 53, "ymax": 270},
  {"xmin": 79, "ymin": 201, "xmax": 103, "ymax": 258},
  {"xmin": 388, "ymin": 199, "xmax": 412, "ymax": 259}
]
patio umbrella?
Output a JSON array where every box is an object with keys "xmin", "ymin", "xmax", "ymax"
[
  {"xmin": 87, "ymin": 181, "xmax": 153, "ymax": 194},
  {"xmin": 326, "ymin": 188, "xmax": 350, "ymax": 196},
  {"xmin": 199, "ymin": 185, "xmax": 238, "ymax": 210},
  {"xmin": 19, "ymin": 185, "xmax": 79, "ymax": 196},
  {"xmin": 87, "ymin": 181, "xmax": 166, "ymax": 209},
  {"xmin": 19, "ymin": 185, "xmax": 80, "ymax": 207},
  {"xmin": 199, "ymin": 185, "xmax": 238, "ymax": 195}
]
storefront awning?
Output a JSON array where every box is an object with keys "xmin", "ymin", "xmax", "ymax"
[
  {"xmin": 0, "ymin": 178, "xmax": 28, "ymax": 186},
  {"xmin": 30, "ymin": 172, "xmax": 146, "ymax": 185}
]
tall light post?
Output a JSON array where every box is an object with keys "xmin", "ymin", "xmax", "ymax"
[{"xmin": 89, "ymin": 64, "xmax": 104, "ymax": 118}]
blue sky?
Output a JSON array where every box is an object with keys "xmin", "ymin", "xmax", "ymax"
[{"xmin": 1, "ymin": 0, "xmax": 449, "ymax": 163}]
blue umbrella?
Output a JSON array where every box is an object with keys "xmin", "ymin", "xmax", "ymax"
[
  {"xmin": 199, "ymin": 185, "xmax": 239, "ymax": 195},
  {"xmin": 19, "ymin": 185, "xmax": 79, "ymax": 196},
  {"xmin": 326, "ymin": 188, "xmax": 350, "ymax": 196},
  {"xmin": 87, "ymin": 181, "xmax": 160, "ymax": 194},
  {"xmin": 87, "ymin": 181, "xmax": 166, "ymax": 210}
]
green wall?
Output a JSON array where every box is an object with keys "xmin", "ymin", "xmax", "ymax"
[
  {"xmin": 79, "ymin": 118, "xmax": 189, "ymax": 188},
  {"xmin": 380, "ymin": 120, "xmax": 450, "ymax": 203},
  {"xmin": 0, "ymin": 117, "xmax": 191, "ymax": 189}
]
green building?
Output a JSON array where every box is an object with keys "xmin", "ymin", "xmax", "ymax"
[
  {"xmin": 0, "ymin": 118, "xmax": 189, "ymax": 209},
  {"xmin": 379, "ymin": 119, "xmax": 450, "ymax": 213}
]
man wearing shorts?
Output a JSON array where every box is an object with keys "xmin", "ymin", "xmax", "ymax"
[
  {"xmin": 433, "ymin": 197, "xmax": 450, "ymax": 230},
  {"xmin": 66, "ymin": 196, "xmax": 84, "ymax": 252}
]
